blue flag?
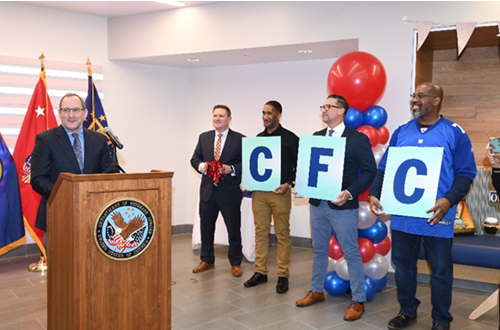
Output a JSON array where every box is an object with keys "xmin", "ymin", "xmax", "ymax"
[
  {"xmin": 0, "ymin": 133, "xmax": 25, "ymax": 255},
  {"xmin": 84, "ymin": 75, "xmax": 112, "ymax": 152}
]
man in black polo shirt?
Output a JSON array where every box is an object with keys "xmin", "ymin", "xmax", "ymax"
[{"xmin": 243, "ymin": 100, "xmax": 299, "ymax": 294}]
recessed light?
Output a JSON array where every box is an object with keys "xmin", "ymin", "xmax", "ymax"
[
  {"xmin": 187, "ymin": 58, "xmax": 200, "ymax": 62},
  {"xmin": 298, "ymin": 49, "xmax": 313, "ymax": 54},
  {"xmin": 153, "ymin": 1, "xmax": 185, "ymax": 7}
]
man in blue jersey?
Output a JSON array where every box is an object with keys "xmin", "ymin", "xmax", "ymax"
[{"xmin": 368, "ymin": 82, "xmax": 476, "ymax": 330}]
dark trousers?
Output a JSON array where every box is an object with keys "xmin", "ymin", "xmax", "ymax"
[
  {"xmin": 392, "ymin": 230, "xmax": 453, "ymax": 326},
  {"xmin": 199, "ymin": 187, "xmax": 242, "ymax": 266}
]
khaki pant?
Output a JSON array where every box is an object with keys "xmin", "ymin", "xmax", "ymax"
[{"xmin": 252, "ymin": 190, "xmax": 292, "ymax": 278}]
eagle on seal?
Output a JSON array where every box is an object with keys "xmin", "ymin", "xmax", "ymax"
[{"xmin": 110, "ymin": 211, "xmax": 145, "ymax": 240}]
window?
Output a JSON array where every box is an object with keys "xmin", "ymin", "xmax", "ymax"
[{"xmin": 0, "ymin": 55, "xmax": 103, "ymax": 153}]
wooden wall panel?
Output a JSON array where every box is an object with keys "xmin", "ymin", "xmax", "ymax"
[{"xmin": 430, "ymin": 44, "xmax": 500, "ymax": 167}]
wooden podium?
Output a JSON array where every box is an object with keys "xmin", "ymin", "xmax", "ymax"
[{"xmin": 46, "ymin": 171, "xmax": 173, "ymax": 330}]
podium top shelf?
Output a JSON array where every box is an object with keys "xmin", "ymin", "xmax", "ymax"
[
  {"xmin": 58, "ymin": 171, "xmax": 174, "ymax": 182},
  {"xmin": 48, "ymin": 171, "xmax": 174, "ymax": 205}
]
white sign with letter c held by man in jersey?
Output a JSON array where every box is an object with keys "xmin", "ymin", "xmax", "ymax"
[{"xmin": 380, "ymin": 146, "xmax": 443, "ymax": 218}]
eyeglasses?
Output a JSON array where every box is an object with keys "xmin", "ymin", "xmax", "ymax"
[
  {"xmin": 410, "ymin": 93, "xmax": 436, "ymax": 100},
  {"xmin": 320, "ymin": 104, "xmax": 343, "ymax": 111},
  {"xmin": 59, "ymin": 108, "xmax": 85, "ymax": 113}
]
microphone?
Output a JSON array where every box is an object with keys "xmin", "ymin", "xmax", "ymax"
[{"xmin": 103, "ymin": 127, "xmax": 124, "ymax": 149}]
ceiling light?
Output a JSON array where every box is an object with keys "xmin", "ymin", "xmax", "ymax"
[
  {"xmin": 187, "ymin": 58, "xmax": 200, "ymax": 62},
  {"xmin": 153, "ymin": 1, "xmax": 185, "ymax": 7},
  {"xmin": 298, "ymin": 49, "xmax": 313, "ymax": 54}
]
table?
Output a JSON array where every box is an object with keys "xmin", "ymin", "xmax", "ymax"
[{"xmin": 192, "ymin": 196, "xmax": 256, "ymax": 262}]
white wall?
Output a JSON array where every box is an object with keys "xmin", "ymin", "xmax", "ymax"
[
  {"xmin": 187, "ymin": 59, "xmax": 347, "ymax": 237},
  {"xmin": 3, "ymin": 1, "xmax": 500, "ymax": 242},
  {"xmin": 0, "ymin": 3, "xmax": 190, "ymax": 237}
]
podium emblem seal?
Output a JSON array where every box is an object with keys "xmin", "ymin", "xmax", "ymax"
[{"xmin": 94, "ymin": 197, "xmax": 156, "ymax": 261}]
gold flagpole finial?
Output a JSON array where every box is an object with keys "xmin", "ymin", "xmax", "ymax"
[
  {"xmin": 86, "ymin": 57, "xmax": 92, "ymax": 75},
  {"xmin": 39, "ymin": 52, "xmax": 46, "ymax": 71}
]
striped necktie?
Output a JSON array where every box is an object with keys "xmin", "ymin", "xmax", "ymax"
[
  {"xmin": 328, "ymin": 129, "xmax": 334, "ymax": 137},
  {"xmin": 214, "ymin": 133, "xmax": 222, "ymax": 161},
  {"xmin": 72, "ymin": 133, "xmax": 83, "ymax": 173}
]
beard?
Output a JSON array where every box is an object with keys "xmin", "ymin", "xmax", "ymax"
[{"xmin": 411, "ymin": 102, "xmax": 433, "ymax": 118}]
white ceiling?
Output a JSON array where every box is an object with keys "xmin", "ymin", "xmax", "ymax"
[
  {"xmin": 19, "ymin": 1, "xmax": 357, "ymax": 67},
  {"xmin": 21, "ymin": 1, "xmax": 217, "ymax": 18},
  {"xmin": 124, "ymin": 39, "xmax": 359, "ymax": 68}
]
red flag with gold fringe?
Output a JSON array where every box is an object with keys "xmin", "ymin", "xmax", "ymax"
[{"xmin": 12, "ymin": 66, "xmax": 57, "ymax": 258}]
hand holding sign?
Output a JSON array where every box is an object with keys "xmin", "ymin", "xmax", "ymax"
[{"xmin": 426, "ymin": 197, "xmax": 452, "ymax": 226}]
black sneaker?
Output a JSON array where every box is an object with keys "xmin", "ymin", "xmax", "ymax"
[
  {"xmin": 276, "ymin": 277, "xmax": 289, "ymax": 294},
  {"xmin": 388, "ymin": 313, "xmax": 417, "ymax": 330},
  {"xmin": 431, "ymin": 323, "xmax": 449, "ymax": 330},
  {"xmin": 244, "ymin": 272, "xmax": 268, "ymax": 288}
]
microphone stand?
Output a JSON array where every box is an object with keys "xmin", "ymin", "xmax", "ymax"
[{"xmin": 104, "ymin": 144, "xmax": 126, "ymax": 173}]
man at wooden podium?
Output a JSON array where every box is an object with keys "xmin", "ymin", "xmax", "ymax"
[
  {"xmin": 191, "ymin": 104, "xmax": 244, "ymax": 277},
  {"xmin": 29, "ymin": 92, "xmax": 112, "ymax": 271}
]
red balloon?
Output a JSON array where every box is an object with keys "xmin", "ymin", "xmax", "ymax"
[
  {"xmin": 374, "ymin": 236, "xmax": 391, "ymax": 256},
  {"xmin": 377, "ymin": 126, "xmax": 390, "ymax": 145},
  {"xmin": 358, "ymin": 238, "xmax": 375, "ymax": 263},
  {"xmin": 327, "ymin": 51, "xmax": 387, "ymax": 112},
  {"xmin": 329, "ymin": 236, "xmax": 344, "ymax": 260},
  {"xmin": 357, "ymin": 125, "xmax": 379, "ymax": 147},
  {"xmin": 359, "ymin": 187, "xmax": 369, "ymax": 202}
]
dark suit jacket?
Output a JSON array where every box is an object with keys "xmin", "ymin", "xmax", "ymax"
[
  {"xmin": 31, "ymin": 125, "xmax": 112, "ymax": 231},
  {"xmin": 190, "ymin": 129, "xmax": 244, "ymax": 203},
  {"xmin": 309, "ymin": 126, "xmax": 376, "ymax": 210}
]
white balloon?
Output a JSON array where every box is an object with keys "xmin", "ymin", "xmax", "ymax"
[
  {"xmin": 372, "ymin": 144, "xmax": 387, "ymax": 167},
  {"xmin": 336, "ymin": 257, "xmax": 350, "ymax": 280},
  {"xmin": 358, "ymin": 201, "xmax": 377, "ymax": 229},
  {"xmin": 327, "ymin": 257, "xmax": 338, "ymax": 272},
  {"xmin": 363, "ymin": 253, "xmax": 389, "ymax": 280}
]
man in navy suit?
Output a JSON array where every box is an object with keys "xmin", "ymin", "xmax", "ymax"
[
  {"xmin": 30, "ymin": 92, "xmax": 112, "ymax": 271},
  {"xmin": 191, "ymin": 105, "xmax": 244, "ymax": 277},
  {"xmin": 296, "ymin": 94, "xmax": 376, "ymax": 322}
]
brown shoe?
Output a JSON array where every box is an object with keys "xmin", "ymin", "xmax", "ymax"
[
  {"xmin": 232, "ymin": 265, "xmax": 243, "ymax": 277},
  {"xmin": 192, "ymin": 261, "xmax": 214, "ymax": 273},
  {"xmin": 296, "ymin": 291, "xmax": 325, "ymax": 307},
  {"xmin": 343, "ymin": 301, "xmax": 364, "ymax": 321}
]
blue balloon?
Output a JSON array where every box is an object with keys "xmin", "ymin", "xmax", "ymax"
[
  {"xmin": 364, "ymin": 276, "xmax": 377, "ymax": 301},
  {"xmin": 344, "ymin": 107, "xmax": 363, "ymax": 129},
  {"xmin": 373, "ymin": 276, "xmax": 387, "ymax": 292},
  {"xmin": 324, "ymin": 271, "xmax": 350, "ymax": 296},
  {"xmin": 362, "ymin": 105, "xmax": 388, "ymax": 129},
  {"xmin": 331, "ymin": 228, "xmax": 337, "ymax": 240},
  {"xmin": 358, "ymin": 219, "xmax": 388, "ymax": 244}
]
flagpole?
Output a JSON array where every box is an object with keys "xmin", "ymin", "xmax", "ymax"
[
  {"xmin": 86, "ymin": 58, "xmax": 96, "ymax": 124},
  {"xmin": 39, "ymin": 52, "xmax": 50, "ymax": 130}
]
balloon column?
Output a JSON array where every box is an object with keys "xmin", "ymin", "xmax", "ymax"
[
  {"xmin": 324, "ymin": 51, "xmax": 392, "ymax": 300},
  {"xmin": 324, "ymin": 202, "xmax": 391, "ymax": 300},
  {"xmin": 328, "ymin": 51, "xmax": 390, "ymax": 167}
]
